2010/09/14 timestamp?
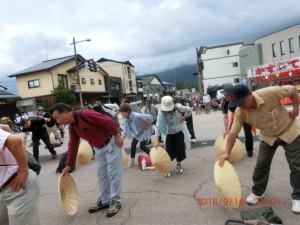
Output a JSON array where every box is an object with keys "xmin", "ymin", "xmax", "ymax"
[{"xmin": 196, "ymin": 197, "xmax": 280, "ymax": 206}]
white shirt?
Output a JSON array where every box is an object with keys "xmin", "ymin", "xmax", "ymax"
[{"xmin": 203, "ymin": 95, "xmax": 211, "ymax": 103}]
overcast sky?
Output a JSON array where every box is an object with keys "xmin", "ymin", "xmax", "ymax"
[{"xmin": 1, "ymin": 0, "xmax": 300, "ymax": 94}]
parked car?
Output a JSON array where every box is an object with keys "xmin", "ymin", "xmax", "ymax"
[{"xmin": 216, "ymin": 89, "xmax": 224, "ymax": 100}]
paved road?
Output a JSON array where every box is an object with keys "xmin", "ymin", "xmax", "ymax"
[{"xmin": 33, "ymin": 109, "xmax": 298, "ymax": 225}]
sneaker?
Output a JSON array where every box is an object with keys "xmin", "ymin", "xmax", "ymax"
[
  {"xmin": 176, "ymin": 164, "xmax": 183, "ymax": 174},
  {"xmin": 292, "ymin": 200, "xmax": 300, "ymax": 213},
  {"xmin": 127, "ymin": 161, "xmax": 135, "ymax": 167},
  {"xmin": 191, "ymin": 138, "xmax": 196, "ymax": 143},
  {"xmin": 164, "ymin": 172, "xmax": 171, "ymax": 178},
  {"xmin": 246, "ymin": 192, "xmax": 263, "ymax": 205},
  {"xmin": 89, "ymin": 199, "xmax": 109, "ymax": 213},
  {"xmin": 106, "ymin": 200, "xmax": 121, "ymax": 217},
  {"xmin": 247, "ymin": 151, "xmax": 253, "ymax": 157},
  {"xmin": 51, "ymin": 152, "xmax": 57, "ymax": 159}
]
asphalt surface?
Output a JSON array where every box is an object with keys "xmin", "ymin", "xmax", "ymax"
[{"xmin": 32, "ymin": 108, "xmax": 298, "ymax": 225}]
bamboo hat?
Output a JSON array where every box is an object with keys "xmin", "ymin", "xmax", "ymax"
[
  {"xmin": 214, "ymin": 136, "xmax": 244, "ymax": 163},
  {"xmin": 214, "ymin": 160, "xmax": 242, "ymax": 208},
  {"xmin": 58, "ymin": 173, "xmax": 78, "ymax": 215},
  {"xmin": 122, "ymin": 148, "xmax": 128, "ymax": 167},
  {"xmin": 150, "ymin": 146, "xmax": 172, "ymax": 174},
  {"xmin": 77, "ymin": 140, "xmax": 93, "ymax": 164}
]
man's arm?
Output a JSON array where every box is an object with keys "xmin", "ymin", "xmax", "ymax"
[
  {"xmin": 223, "ymin": 113, "xmax": 229, "ymax": 137},
  {"xmin": 218, "ymin": 132, "xmax": 238, "ymax": 166},
  {"xmin": 5, "ymin": 134, "xmax": 29, "ymax": 192},
  {"xmin": 0, "ymin": 124, "xmax": 12, "ymax": 133}
]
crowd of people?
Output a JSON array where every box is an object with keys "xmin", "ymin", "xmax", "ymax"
[{"xmin": 1, "ymin": 84, "xmax": 300, "ymax": 224}]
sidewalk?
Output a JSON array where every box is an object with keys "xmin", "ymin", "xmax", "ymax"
[{"xmin": 35, "ymin": 110, "xmax": 298, "ymax": 225}]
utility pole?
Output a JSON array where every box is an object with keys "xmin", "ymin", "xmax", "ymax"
[
  {"xmin": 196, "ymin": 46, "xmax": 207, "ymax": 97},
  {"xmin": 69, "ymin": 37, "xmax": 91, "ymax": 106}
]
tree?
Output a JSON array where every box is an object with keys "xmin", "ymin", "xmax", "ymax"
[{"xmin": 51, "ymin": 83, "xmax": 77, "ymax": 106}]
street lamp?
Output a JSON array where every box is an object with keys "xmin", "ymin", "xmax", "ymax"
[
  {"xmin": 195, "ymin": 46, "xmax": 207, "ymax": 97},
  {"xmin": 70, "ymin": 37, "xmax": 91, "ymax": 106}
]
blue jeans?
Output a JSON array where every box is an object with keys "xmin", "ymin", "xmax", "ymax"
[{"xmin": 94, "ymin": 136, "xmax": 123, "ymax": 203}]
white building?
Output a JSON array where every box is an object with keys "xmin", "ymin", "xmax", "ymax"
[
  {"xmin": 255, "ymin": 24, "xmax": 300, "ymax": 64},
  {"xmin": 201, "ymin": 42, "xmax": 243, "ymax": 92}
]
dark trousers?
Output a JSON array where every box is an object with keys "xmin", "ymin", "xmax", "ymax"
[
  {"xmin": 185, "ymin": 116, "xmax": 196, "ymax": 139},
  {"xmin": 252, "ymin": 136, "xmax": 300, "ymax": 199},
  {"xmin": 243, "ymin": 123, "xmax": 253, "ymax": 153},
  {"xmin": 130, "ymin": 138, "xmax": 150, "ymax": 158},
  {"xmin": 166, "ymin": 131, "xmax": 186, "ymax": 162},
  {"xmin": 32, "ymin": 128, "xmax": 56, "ymax": 160}
]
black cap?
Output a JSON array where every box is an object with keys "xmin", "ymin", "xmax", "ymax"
[{"xmin": 228, "ymin": 84, "xmax": 249, "ymax": 108}]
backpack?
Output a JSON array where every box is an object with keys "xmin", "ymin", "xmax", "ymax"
[
  {"xmin": 56, "ymin": 151, "xmax": 76, "ymax": 173},
  {"xmin": 77, "ymin": 106, "xmax": 119, "ymax": 127},
  {"xmin": 138, "ymin": 154, "xmax": 153, "ymax": 171}
]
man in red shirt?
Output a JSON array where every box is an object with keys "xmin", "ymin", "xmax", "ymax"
[{"xmin": 50, "ymin": 103, "xmax": 124, "ymax": 217}]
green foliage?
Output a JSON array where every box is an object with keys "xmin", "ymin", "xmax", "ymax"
[
  {"xmin": 176, "ymin": 82, "xmax": 199, "ymax": 91},
  {"xmin": 51, "ymin": 83, "xmax": 76, "ymax": 105}
]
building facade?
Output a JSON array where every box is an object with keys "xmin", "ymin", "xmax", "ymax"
[
  {"xmin": 201, "ymin": 42, "xmax": 244, "ymax": 92},
  {"xmin": 98, "ymin": 58, "xmax": 138, "ymax": 101}
]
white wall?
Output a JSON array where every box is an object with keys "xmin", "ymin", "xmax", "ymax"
[{"xmin": 202, "ymin": 43, "xmax": 243, "ymax": 91}]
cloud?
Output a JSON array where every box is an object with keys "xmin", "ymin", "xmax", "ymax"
[{"xmin": 0, "ymin": 0, "xmax": 300, "ymax": 94}]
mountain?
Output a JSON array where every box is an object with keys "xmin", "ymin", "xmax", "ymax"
[{"xmin": 155, "ymin": 64, "xmax": 198, "ymax": 84}]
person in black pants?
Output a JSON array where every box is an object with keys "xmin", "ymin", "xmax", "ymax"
[
  {"xmin": 20, "ymin": 117, "xmax": 57, "ymax": 161},
  {"xmin": 222, "ymin": 86, "xmax": 253, "ymax": 157}
]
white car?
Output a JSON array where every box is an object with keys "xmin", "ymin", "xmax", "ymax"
[{"xmin": 216, "ymin": 89, "xmax": 224, "ymax": 100}]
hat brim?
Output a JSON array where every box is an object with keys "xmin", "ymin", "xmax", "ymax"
[
  {"xmin": 58, "ymin": 173, "xmax": 78, "ymax": 215},
  {"xmin": 228, "ymin": 97, "xmax": 246, "ymax": 108},
  {"xmin": 214, "ymin": 160, "xmax": 242, "ymax": 208},
  {"xmin": 161, "ymin": 104, "xmax": 174, "ymax": 112},
  {"xmin": 76, "ymin": 140, "xmax": 93, "ymax": 164},
  {"xmin": 150, "ymin": 146, "xmax": 172, "ymax": 174}
]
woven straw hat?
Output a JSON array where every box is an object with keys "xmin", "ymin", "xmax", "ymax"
[
  {"xmin": 58, "ymin": 173, "xmax": 78, "ymax": 215},
  {"xmin": 150, "ymin": 146, "xmax": 172, "ymax": 174},
  {"xmin": 214, "ymin": 160, "xmax": 242, "ymax": 208},
  {"xmin": 214, "ymin": 136, "xmax": 244, "ymax": 163},
  {"xmin": 122, "ymin": 148, "xmax": 128, "ymax": 167},
  {"xmin": 77, "ymin": 140, "xmax": 93, "ymax": 164}
]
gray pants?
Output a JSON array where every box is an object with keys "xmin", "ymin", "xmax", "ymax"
[
  {"xmin": 252, "ymin": 136, "xmax": 300, "ymax": 199},
  {"xmin": 94, "ymin": 136, "xmax": 123, "ymax": 204},
  {"xmin": 46, "ymin": 125, "xmax": 63, "ymax": 143},
  {"xmin": 0, "ymin": 170, "xmax": 40, "ymax": 225}
]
